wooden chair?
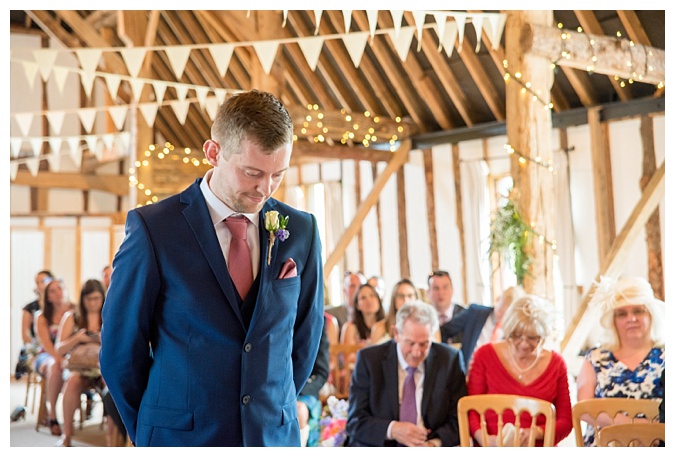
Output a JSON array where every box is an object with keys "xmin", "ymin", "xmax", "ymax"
[
  {"xmin": 325, "ymin": 344, "xmax": 361, "ymax": 401},
  {"xmin": 571, "ymin": 398, "xmax": 660, "ymax": 447},
  {"xmin": 598, "ymin": 422, "xmax": 665, "ymax": 446},
  {"xmin": 457, "ymin": 394, "xmax": 556, "ymax": 447}
]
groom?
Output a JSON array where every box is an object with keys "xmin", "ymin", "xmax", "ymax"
[{"xmin": 100, "ymin": 90, "xmax": 324, "ymax": 446}]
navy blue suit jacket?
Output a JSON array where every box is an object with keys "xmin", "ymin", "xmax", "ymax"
[
  {"xmin": 440, "ymin": 304, "xmax": 492, "ymax": 368},
  {"xmin": 346, "ymin": 341, "xmax": 467, "ymax": 446},
  {"xmin": 100, "ymin": 179, "xmax": 324, "ymax": 446}
]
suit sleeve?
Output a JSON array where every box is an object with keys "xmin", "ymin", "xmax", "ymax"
[
  {"xmin": 100, "ymin": 210, "xmax": 159, "ymax": 444},
  {"xmin": 427, "ymin": 348, "xmax": 467, "ymax": 447},
  {"xmin": 299, "ymin": 317, "xmax": 330, "ymax": 398},
  {"xmin": 291, "ymin": 213, "xmax": 324, "ymax": 394}
]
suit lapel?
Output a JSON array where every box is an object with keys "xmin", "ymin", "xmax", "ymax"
[
  {"xmin": 180, "ymin": 180, "xmax": 244, "ymax": 326},
  {"xmin": 420, "ymin": 345, "xmax": 438, "ymax": 418},
  {"xmin": 383, "ymin": 342, "xmax": 401, "ymax": 419}
]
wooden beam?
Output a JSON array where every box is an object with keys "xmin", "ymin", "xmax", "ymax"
[
  {"xmin": 527, "ymin": 24, "xmax": 664, "ymax": 85},
  {"xmin": 323, "ymin": 140, "xmax": 411, "ymax": 282},
  {"xmin": 423, "ymin": 149, "xmax": 439, "ymax": 270},
  {"xmin": 292, "ymin": 141, "xmax": 392, "ymax": 163},
  {"xmin": 452, "ymin": 144, "xmax": 468, "ymax": 304},
  {"xmin": 396, "ymin": 162, "xmax": 410, "ymax": 279},
  {"xmin": 13, "ymin": 170, "xmax": 129, "ymax": 196},
  {"xmin": 588, "ymin": 106, "xmax": 616, "ymax": 261},
  {"xmin": 561, "ymin": 161, "xmax": 665, "ymax": 361}
]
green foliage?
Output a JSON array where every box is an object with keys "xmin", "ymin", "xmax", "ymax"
[{"xmin": 488, "ymin": 199, "xmax": 532, "ymax": 285}]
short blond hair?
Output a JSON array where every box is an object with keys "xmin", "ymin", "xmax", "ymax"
[{"xmin": 501, "ymin": 294, "xmax": 554, "ymax": 342}]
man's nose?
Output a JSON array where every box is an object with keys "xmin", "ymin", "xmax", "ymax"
[{"xmin": 257, "ymin": 176, "xmax": 273, "ymax": 196}]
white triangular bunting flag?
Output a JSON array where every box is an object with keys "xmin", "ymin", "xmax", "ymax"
[
  {"xmin": 120, "ymin": 48, "xmax": 147, "ymax": 78},
  {"xmin": 434, "ymin": 13, "xmax": 448, "ymax": 51},
  {"xmin": 68, "ymin": 140, "xmax": 83, "ymax": 168},
  {"xmin": 84, "ymin": 134, "xmax": 98, "ymax": 153},
  {"xmin": 165, "ymin": 46, "xmax": 192, "ymax": 79},
  {"xmin": 282, "ymin": 10, "xmax": 288, "ymax": 27},
  {"xmin": 102, "ymin": 133, "xmax": 115, "ymax": 151},
  {"xmin": 366, "ymin": 10, "xmax": 378, "ymax": 39},
  {"xmin": 108, "ymin": 105, "xmax": 128, "ymax": 130},
  {"xmin": 314, "ymin": 10, "xmax": 323, "ymax": 35},
  {"xmin": 472, "ymin": 15, "xmax": 484, "ymax": 52},
  {"xmin": 205, "ymin": 96, "xmax": 219, "ymax": 121},
  {"xmin": 138, "ymin": 102, "xmax": 159, "ymax": 127},
  {"xmin": 21, "ymin": 60, "xmax": 39, "ymax": 89},
  {"xmin": 26, "ymin": 157, "xmax": 41, "ymax": 177},
  {"xmin": 10, "ymin": 138, "xmax": 24, "ymax": 159},
  {"xmin": 46, "ymin": 111, "xmax": 66, "ymax": 135},
  {"xmin": 66, "ymin": 137, "xmax": 80, "ymax": 156},
  {"xmin": 442, "ymin": 21, "xmax": 459, "ymax": 57},
  {"xmin": 253, "ymin": 41, "xmax": 279, "ymax": 75},
  {"xmin": 486, "ymin": 13, "xmax": 506, "ymax": 50},
  {"xmin": 105, "ymin": 73, "xmax": 122, "ymax": 98},
  {"xmin": 342, "ymin": 31, "xmax": 369, "ymax": 68},
  {"xmin": 29, "ymin": 137, "xmax": 43, "ymax": 157},
  {"xmin": 343, "ymin": 10, "xmax": 352, "ymax": 33},
  {"xmin": 208, "ymin": 43, "xmax": 234, "ymax": 78},
  {"xmin": 117, "ymin": 132, "xmax": 131, "ymax": 153},
  {"xmin": 195, "ymin": 86, "xmax": 209, "ymax": 109},
  {"xmin": 75, "ymin": 48, "xmax": 102, "ymax": 75},
  {"xmin": 412, "ymin": 11, "xmax": 426, "ymax": 52},
  {"xmin": 298, "ymin": 36, "xmax": 324, "ymax": 71},
  {"xmin": 387, "ymin": 26, "xmax": 415, "ymax": 62},
  {"xmin": 129, "ymin": 79, "xmax": 146, "ymax": 102},
  {"xmin": 174, "ymin": 84, "xmax": 189, "ymax": 101},
  {"xmin": 48, "ymin": 137, "xmax": 63, "ymax": 156},
  {"xmin": 46, "ymin": 152, "xmax": 60, "ymax": 172},
  {"xmin": 78, "ymin": 107, "xmax": 97, "ymax": 133},
  {"xmin": 152, "ymin": 81, "xmax": 167, "ymax": 103},
  {"xmin": 33, "ymin": 49, "xmax": 59, "ymax": 81},
  {"xmin": 214, "ymin": 88, "xmax": 227, "ymax": 105},
  {"xmin": 454, "ymin": 12, "xmax": 467, "ymax": 53},
  {"xmin": 79, "ymin": 71, "xmax": 97, "ymax": 98},
  {"xmin": 390, "ymin": 10, "xmax": 404, "ymax": 38},
  {"xmin": 14, "ymin": 113, "xmax": 34, "ymax": 137},
  {"xmin": 10, "ymin": 161, "xmax": 19, "ymax": 180},
  {"xmin": 52, "ymin": 66, "xmax": 70, "ymax": 94},
  {"xmin": 171, "ymin": 99, "xmax": 191, "ymax": 125}
]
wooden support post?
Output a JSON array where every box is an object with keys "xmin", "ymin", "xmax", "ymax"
[
  {"xmin": 423, "ymin": 148, "xmax": 439, "ymax": 271},
  {"xmin": 397, "ymin": 162, "xmax": 410, "ymax": 279},
  {"xmin": 452, "ymin": 144, "xmax": 468, "ymax": 304}
]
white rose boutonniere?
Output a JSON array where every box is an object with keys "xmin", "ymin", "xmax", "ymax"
[{"xmin": 264, "ymin": 210, "xmax": 290, "ymax": 265}]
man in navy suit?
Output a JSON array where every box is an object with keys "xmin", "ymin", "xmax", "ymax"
[
  {"xmin": 100, "ymin": 90, "xmax": 324, "ymax": 446},
  {"xmin": 346, "ymin": 301, "xmax": 467, "ymax": 447}
]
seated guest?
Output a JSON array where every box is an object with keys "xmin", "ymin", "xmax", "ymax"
[
  {"xmin": 54, "ymin": 279, "xmax": 106, "ymax": 447},
  {"xmin": 466, "ymin": 294, "xmax": 572, "ymax": 446},
  {"xmin": 371, "ymin": 278, "xmax": 441, "ymax": 344},
  {"xmin": 575, "ymin": 276, "xmax": 665, "ymax": 446},
  {"xmin": 297, "ymin": 315, "xmax": 330, "ymax": 446},
  {"xmin": 340, "ymin": 283, "xmax": 385, "ymax": 349},
  {"xmin": 441, "ymin": 285, "xmax": 524, "ymax": 370},
  {"xmin": 325, "ymin": 271, "xmax": 365, "ymax": 337},
  {"xmin": 346, "ymin": 300, "xmax": 467, "ymax": 447}
]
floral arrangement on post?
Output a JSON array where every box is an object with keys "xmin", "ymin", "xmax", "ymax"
[
  {"xmin": 319, "ymin": 395, "xmax": 348, "ymax": 447},
  {"xmin": 264, "ymin": 210, "xmax": 290, "ymax": 265},
  {"xmin": 488, "ymin": 198, "xmax": 532, "ymax": 285}
]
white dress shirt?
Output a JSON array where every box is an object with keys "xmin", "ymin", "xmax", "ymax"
[{"xmin": 199, "ymin": 169, "xmax": 261, "ymax": 278}]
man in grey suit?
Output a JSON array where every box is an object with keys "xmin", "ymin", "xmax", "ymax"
[{"xmin": 346, "ymin": 301, "xmax": 467, "ymax": 447}]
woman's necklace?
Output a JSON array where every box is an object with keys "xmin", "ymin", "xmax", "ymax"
[{"xmin": 507, "ymin": 345, "xmax": 540, "ymax": 381}]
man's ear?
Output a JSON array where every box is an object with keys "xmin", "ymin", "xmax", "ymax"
[{"xmin": 203, "ymin": 139, "xmax": 220, "ymax": 166}]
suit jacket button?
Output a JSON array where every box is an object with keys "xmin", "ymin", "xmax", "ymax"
[
  {"xmin": 242, "ymin": 395, "xmax": 251, "ymax": 405},
  {"xmin": 244, "ymin": 343, "xmax": 252, "ymax": 352}
]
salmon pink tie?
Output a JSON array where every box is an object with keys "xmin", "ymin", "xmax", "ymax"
[{"xmin": 224, "ymin": 216, "xmax": 253, "ymax": 299}]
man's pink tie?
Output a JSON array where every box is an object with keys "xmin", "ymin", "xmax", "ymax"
[
  {"xmin": 399, "ymin": 366, "xmax": 417, "ymax": 424},
  {"xmin": 224, "ymin": 216, "xmax": 253, "ymax": 299}
]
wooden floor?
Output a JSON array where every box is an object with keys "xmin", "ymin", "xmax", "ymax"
[{"xmin": 7, "ymin": 376, "xmax": 107, "ymax": 447}]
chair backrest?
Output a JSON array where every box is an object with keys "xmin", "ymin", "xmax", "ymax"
[
  {"xmin": 457, "ymin": 394, "xmax": 556, "ymax": 447},
  {"xmin": 597, "ymin": 422, "xmax": 665, "ymax": 447},
  {"xmin": 327, "ymin": 344, "xmax": 361, "ymax": 400},
  {"xmin": 571, "ymin": 398, "xmax": 661, "ymax": 447}
]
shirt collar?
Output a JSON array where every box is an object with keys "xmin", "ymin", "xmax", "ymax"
[{"xmin": 199, "ymin": 169, "xmax": 259, "ymax": 228}]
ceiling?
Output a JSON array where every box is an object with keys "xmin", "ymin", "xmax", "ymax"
[{"xmin": 10, "ymin": 10, "xmax": 666, "ymax": 161}]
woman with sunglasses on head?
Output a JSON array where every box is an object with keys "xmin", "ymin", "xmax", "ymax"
[
  {"xmin": 465, "ymin": 294, "xmax": 572, "ymax": 446},
  {"xmin": 575, "ymin": 276, "xmax": 665, "ymax": 446}
]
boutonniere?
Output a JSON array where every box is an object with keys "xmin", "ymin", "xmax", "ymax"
[{"xmin": 264, "ymin": 210, "xmax": 290, "ymax": 265}]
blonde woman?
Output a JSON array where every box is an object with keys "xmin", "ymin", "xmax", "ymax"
[{"xmin": 575, "ymin": 276, "xmax": 665, "ymax": 446}]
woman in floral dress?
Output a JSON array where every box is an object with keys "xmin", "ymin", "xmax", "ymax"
[{"xmin": 576, "ymin": 276, "xmax": 665, "ymax": 446}]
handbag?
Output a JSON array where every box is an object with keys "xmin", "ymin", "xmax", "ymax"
[{"xmin": 65, "ymin": 342, "xmax": 101, "ymax": 375}]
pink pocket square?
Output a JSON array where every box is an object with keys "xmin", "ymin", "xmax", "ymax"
[{"xmin": 278, "ymin": 258, "xmax": 297, "ymax": 279}]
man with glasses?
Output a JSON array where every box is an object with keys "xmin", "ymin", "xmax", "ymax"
[
  {"xmin": 427, "ymin": 271, "xmax": 466, "ymax": 346},
  {"xmin": 346, "ymin": 301, "xmax": 466, "ymax": 446}
]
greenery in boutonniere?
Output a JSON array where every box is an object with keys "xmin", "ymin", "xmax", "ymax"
[
  {"xmin": 264, "ymin": 210, "xmax": 290, "ymax": 265},
  {"xmin": 488, "ymin": 198, "xmax": 532, "ymax": 285}
]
